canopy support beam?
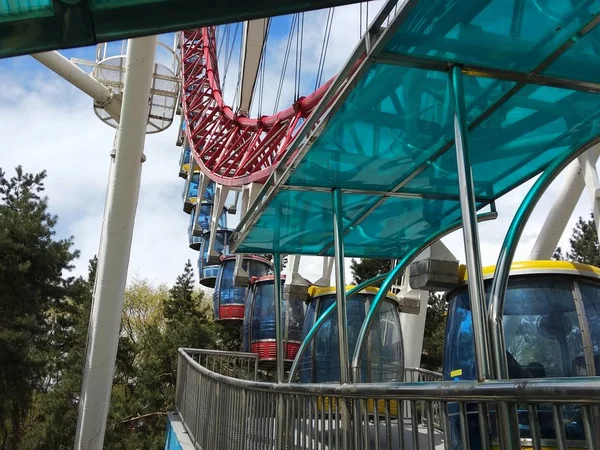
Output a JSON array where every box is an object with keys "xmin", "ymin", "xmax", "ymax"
[
  {"xmin": 450, "ymin": 65, "xmax": 500, "ymax": 450},
  {"xmin": 332, "ymin": 188, "xmax": 353, "ymax": 450}
]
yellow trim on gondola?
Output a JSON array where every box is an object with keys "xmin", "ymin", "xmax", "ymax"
[
  {"xmin": 308, "ymin": 285, "xmax": 397, "ymax": 301},
  {"xmin": 317, "ymin": 397, "xmax": 399, "ymax": 417},
  {"xmin": 181, "ymin": 163, "xmax": 190, "ymax": 173},
  {"xmin": 459, "ymin": 260, "xmax": 600, "ymax": 282}
]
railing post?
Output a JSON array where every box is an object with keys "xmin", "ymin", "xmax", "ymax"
[
  {"xmin": 273, "ymin": 253, "xmax": 287, "ymax": 449},
  {"xmin": 450, "ymin": 65, "xmax": 494, "ymax": 450}
]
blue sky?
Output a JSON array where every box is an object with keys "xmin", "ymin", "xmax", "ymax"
[{"xmin": 0, "ymin": 4, "xmax": 597, "ymax": 288}]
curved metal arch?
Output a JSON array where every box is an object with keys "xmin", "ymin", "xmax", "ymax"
[
  {"xmin": 180, "ymin": 26, "xmax": 338, "ymax": 187},
  {"xmin": 287, "ymin": 272, "xmax": 390, "ymax": 382},
  {"xmin": 488, "ymin": 138, "xmax": 600, "ymax": 381},
  {"xmin": 350, "ymin": 211, "xmax": 498, "ymax": 383}
]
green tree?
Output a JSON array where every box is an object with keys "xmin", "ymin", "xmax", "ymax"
[
  {"xmin": 350, "ymin": 258, "xmax": 392, "ymax": 286},
  {"xmin": 554, "ymin": 213, "xmax": 600, "ymax": 266},
  {"xmin": 421, "ymin": 292, "xmax": 447, "ymax": 371},
  {"xmin": 0, "ymin": 166, "xmax": 79, "ymax": 449},
  {"xmin": 19, "ymin": 258, "xmax": 96, "ymax": 450},
  {"xmin": 104, "ymin": 261, "xmax": 216, "ymax": 449}
]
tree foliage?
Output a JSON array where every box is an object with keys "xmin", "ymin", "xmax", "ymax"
[
  {"xmin": 104, "ymin": 260, "xmax": 216, "ymax": 449},
  {"xmin": 0, "ymin": 166, "xmax": 80, "ymax": 449},
  {"xmin": 0, "ymin": 166, "xmax": 222, "ymax": 449},
  {"xmin": 349, "ymin": 258, "xmax": 392, "ymax": 286},
  {"xmin": 554, "ymin": 213, "xmax": 600, "ymax": 266}
]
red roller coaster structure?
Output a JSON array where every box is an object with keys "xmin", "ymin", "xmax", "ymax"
[{"xmin": 180, "ymin": 27, "xmax": 341, "ymax": 187}]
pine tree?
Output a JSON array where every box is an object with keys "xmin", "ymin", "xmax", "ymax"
[
  {"xmin": 0, "ymin": 166, "xmax": 79, "ymax": 449},
  {"xmin": 421, "ymin": 292, "xmax": 447, "ymax": 371},
  {"xmin": 349, "ymin": 258, "xmax": 392, "ymax": 286},
  {"xmin": 164, "ymin": 260, "xmax": 196, "ymax": 322},
  {"xmin": 554, "ymin": 213, "xmax": 600, "ymax": 266},
  {"xmin": 19, "ymin": 258, "xmax": 96, "ymax": 450}
]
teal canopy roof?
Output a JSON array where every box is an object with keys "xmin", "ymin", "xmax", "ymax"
[
  {"xmin": 232, "ymin": 0, "xmax": 600, "ymax": 258},
  {"xmin": 0, "ymin": 0, "xmax": 363, "ymax": 59}
]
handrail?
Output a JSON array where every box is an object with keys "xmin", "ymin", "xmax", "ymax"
[
  {"xmin": 178, "ymin": 348, "xmax": 600, "ymax": 404},
  {"xmin": 404, "ymin": 367, "xmax": 443, "ymax": 380}
]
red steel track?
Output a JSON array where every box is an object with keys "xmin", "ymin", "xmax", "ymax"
[{"xmin": 180, "ymin": 27, "xmax": 338, "ymax": 187}]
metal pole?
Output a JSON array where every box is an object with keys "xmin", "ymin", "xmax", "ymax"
[
  {"xmin": 450, "ymin": 65, "xmax": 491, "ymax": 383},
  {"xmin": 332, "ymin": 189, "xmax": 350, "ymax": 385},
  {"xmin": 273, "ymin": 253, "xmax": 284, "ymax": 383},
  {"xmin": 272, "ymin": 253, "xmax": 285, "ymax": 449},
  {"xmin": 32, "ymin": 51, "xmax": 122, "ymax": 120},
  {"xmin": 74, "ymin": 36, "xmax": 157, "ymax": 450},
  {"xmin": 451, "ymin": 65, "xmax": 496, "ymax": 450},
  {"xmin": 332, "ymin": 188, "xmax": 353, "ymax": 449}
]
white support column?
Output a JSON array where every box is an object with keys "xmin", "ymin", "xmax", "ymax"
[
  {"xmin": 313, "ymin": 257, "xmax": 334, "ymax": 286},
  {"xmin": 32, "ymin": 51, "xmax": 122, "ymax": 120},
  {"xmin": 238, "ymin": 19, "xmax": 270, "ymax": 115},
  {"xmin": 74, "ymin": 36, "xmax": 156, "ymax": 450},
  {"xmin": 228, "ymin": 190, "xmax": 240, "ymax": 215},
  {"xmin": 197, "ymin": 171, "xmax": 211, "ymax": 208},
  {"xmin": 208, "ymin": 183, "xmax": 230, "ymax": 258},
  {"xmin": 285, "ymin": 255, "xmax": 301, "ymax": 283},
  {"xmin": 283, "ymin": 255, "xmax": 308, "ymax": 301},
  {"xmin": 579, "ymin": 149, "xmax": 600, "ymax": 234},
  {"xmin": 530, "ymin": 146, "xmax": 600, "ymax": 260},
  {"xmin": 399, "ymin": 240, "xmax": 456, "ymax": 374},
  {"xmin": 234, "ymin": 183, "xmax": 262, "ymax": 286}
]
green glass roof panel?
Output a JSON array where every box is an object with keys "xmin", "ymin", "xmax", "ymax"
[
  {"xmin": 0, "ymin": 0, "xmax": 52, "ymax": 21},
  {"xmin": 286, "ymin": 64, "xmax": 515, "ymax": 191},
  {"xmin": 235, "ymin": 189, "xmax": 375, "ymax": 255},
  {"xmin": 339, "ymin": 196, "xmax": 473, "ymax": 258},
  {"xmin": 0, "ymin": 0, "xmax": 368, "ymax": 58},
  {"xmin": 543, "ymin": 24, "xmax": 600, "ymax": 84},
  {"xmin": 401, "ymin": 82, "xmax": 600, "ymax": 197},
  {"xmin": 236, "ymin": 189, "xmax": 489, "ymax": 257},
  {"xmin": 234, "ymin": 2, "xmax": 600, "ymax": 258},
  {"xmin": 386, "ymin": 0, "xmax": 600, "ymax": 73}
]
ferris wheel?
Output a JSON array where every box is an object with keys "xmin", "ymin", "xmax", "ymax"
[
  {"xmin": 25, "ymin": 0, "xmax": 600, "ymax": 448},
  {"xmin": 178, "ymin": 4, "xmax": 383, "ymax": 186}
]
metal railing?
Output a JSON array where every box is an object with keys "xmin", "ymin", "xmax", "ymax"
[
  {"xmin": 403, "ymin": 368, "xmax": 444, "ymax": 431},
  {"xmin": 181, "ymin": 348, "xmax": 259, "ymax": 380},
  {"xmin": 176, "ymin": 348, "xmax": 600, "ymax": 450}
]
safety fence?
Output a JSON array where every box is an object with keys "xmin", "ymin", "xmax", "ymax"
[
  {"xmin": 182, "ymin": 348, "xmax": 259, "ymax": 381},
  {"xmin": 175, "ymin": 348, "xmax": 600, "ymax": 450}
]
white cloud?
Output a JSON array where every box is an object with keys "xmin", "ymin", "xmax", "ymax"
[{"xmin": 0, "ymin": 59, "xmax": 198, "ymax": 287}]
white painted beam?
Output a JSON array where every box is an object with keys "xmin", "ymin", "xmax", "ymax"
[
  {"xmin": 238, "ymin": 19, "xmax": 269, "ymax": 115},
  {"xmin": 529, "ymin": 145, "xmax": 600, "ymax": 260},
  {"xmin": 32, "ymin": 51, "xmax": 122, "ymax": 121},
  {"xmin": 74, "ymin": 36, "xmax": 157, "ymax": 450}
]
